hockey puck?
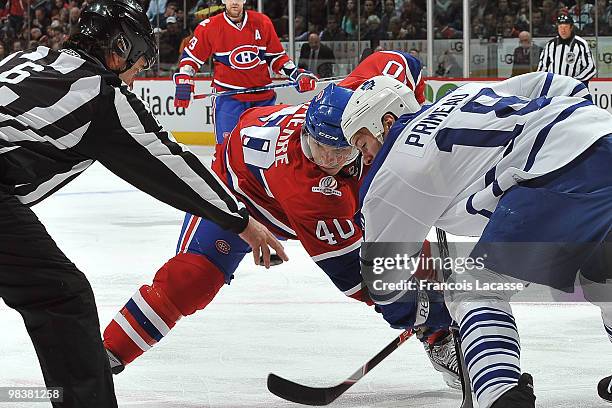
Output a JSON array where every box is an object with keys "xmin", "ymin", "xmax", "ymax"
[
  {"xmin": 598, "ymin": 376, "xmax": 612, "ymax": 401},
  {"xmin": 259, "ymin": 253, "xmax": 284, "ymax": 266}
]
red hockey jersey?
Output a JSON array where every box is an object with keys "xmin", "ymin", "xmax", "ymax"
[
  {"xmin": 339, "ymin": 50, "xmax": 426, "ymax": 104},
  {"xmin": 212, "ymin": 103, "xmax": 368, "ymax": 300},
  {"xmin": 180, "ymin": 10, "xmax": 291, "ymax": 102}
]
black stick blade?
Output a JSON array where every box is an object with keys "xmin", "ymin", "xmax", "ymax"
[{"xmin": 267, "ymin": 373, "xmax": 348, "ymax": 406}]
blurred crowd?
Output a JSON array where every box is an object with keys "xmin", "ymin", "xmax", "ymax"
[{"xmin": 1, "ymin": 0, "xmax": 610, "ymax": 74}]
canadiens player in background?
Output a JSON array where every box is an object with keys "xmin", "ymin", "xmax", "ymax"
[
  {"xmin": 318, "ymin": 73, "xmax": 612, "ymax": 407},
  {"xmin": 0, "ymin": 0, "xmax": 288, "ymax": 407},
  {"xmin": 173, "ymin": 0, "xmax": 317, "ymax": 144},
  {"xmin": 103, "ymin": 50, "xmax": 464, "ymax": 389}
]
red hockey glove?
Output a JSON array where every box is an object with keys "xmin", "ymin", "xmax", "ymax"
[
  {"xmin": 290, "ymin": 68, "xmax": 318, "ymax": 93},
  {"xmin": 173, "ymin": 73, "xmax": 194, "ymax": 108}
]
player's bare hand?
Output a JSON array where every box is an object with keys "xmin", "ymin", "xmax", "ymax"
[{"xmin": 239, "ymin": 217, "xmax": 288, "ymax": 268}]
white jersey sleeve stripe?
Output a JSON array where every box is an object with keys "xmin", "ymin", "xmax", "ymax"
[
  {"xmin": 113, "ymin": 89, "xmax": 244, "ymax": 218},
  {"xmin": 113, "ymin": 312, "xmax": 152, "ymax": 352},
  {"xmin": 312, "ymin": 240, "xmax": 361, "ymax": 262}
]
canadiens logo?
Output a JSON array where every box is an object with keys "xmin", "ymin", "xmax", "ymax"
[
  {"xmin": 312, "ymin": 176, "xmax": 342, "ymax": 196},
  {"xmin": 215, "ymin": 239, "xmax": 231, "ymax": 255},
  {"xmin": 229, "ymin": 45, "xmax": 261, "ymax": 70}
]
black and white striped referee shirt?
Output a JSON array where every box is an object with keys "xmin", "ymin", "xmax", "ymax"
[
  {"xmin": 0, "ymin": 46, "xmax": 249, "ymax": 233},
  {"xmin": 537, "ymin": 34, "xmax": 596, "ymax": 83}
]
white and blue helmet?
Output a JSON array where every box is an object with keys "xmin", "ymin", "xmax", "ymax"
[{"xmin": 341, "ymin": 75, "xmax": 421, "ymax": 145}]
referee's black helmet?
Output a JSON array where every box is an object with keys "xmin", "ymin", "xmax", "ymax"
[
  {"xmin": 72, "ymin": 0, "xmax": 157, "ymax": 72},
  {"xmin": 557, "ymin": 14, "xmax": 574, "ymax": 25}
]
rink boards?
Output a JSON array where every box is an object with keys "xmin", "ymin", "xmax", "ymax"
[{"xmin": 132, "ymin": 77, "xmax": 612, "ymax": 146}]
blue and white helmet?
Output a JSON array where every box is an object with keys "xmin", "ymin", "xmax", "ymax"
[
  {"xmin": 302, "ymin": 84, "xmax": 359, "ymax": 168},
  {"xmin": 305, "ymin": 83, "xmax": 353, "ymax": 148}
]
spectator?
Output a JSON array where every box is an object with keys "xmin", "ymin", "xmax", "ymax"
[
  {"xmin": 497, "ymin": 0, "xmax": 516, "ymax": 19},
  {"xmin": 306, "ymin": 0, "xmax": 327, "ymax": 30},
  {"xmin": 516, "ymin": 5, "xmax": 530, "ymax": 31},
  {"xmin": 361, "ymin": 14, "xmax": 387, "ymax": 47},
  {"xmin": 50, "ymin": 0, "xmax": 68, "ymax": 18},
  {"xmin": 158, "ymin": 15, "xmax": 184, "ymax": 64},
  {"xmin": 437, "ymin": 0, "xmax": 461, "ymax": 28},
  {"xmin": 11, "ymin": 38, "xmax": 23, "ymax": 52},
  {"xmin": 541, "ymin": 0, "xmax": 560, "ymax": 27},
  {"xmin": 151, "ymin": 1, "xmax": 176, "ymax": 29},
  {"xmin": 409, "ymin": 48, "xmax": 423, "ymax": 66},
  {"xmin": 531, "ymin": 10, "xmax": 555, "ymax": 37},
  {"xmin": 5, "ymin": 0, "xmax": 25, "ymax": 35},
  {"xmin": 380, "ymin": 0, "xmax": 397, "ymax": 32},
  {"xmin": 362, "ymin": 0, "xmax": 379, "ymax": 23},
  {"xmin": 0, "ymin": 42, "xmax": 7, "ymax": 59},
  {"xmin": 68, "ymin": 6, "xmax": 80, "ymax": 35},
  {"xmin": 435, "ymin": 0, "xmax": 453, "ymax": 17},
  {"xmin": 30, "ymin": 27, "xmax": 43, "ymax": 42},
  {"xmin": 399, "ymin": 1, "xmax": 426, "ymax": 39},
  {"xmin": 501, "ymin": 14, "xmax": 519, "ymax": 38},
  {"xmin": 58, "ymin": 7, "xmax": 69, "ymax": 24},
  {"xmin": 482, "ymin": 12, "xmax": 498, "ymax": 40},
  {"xmin": 295, "ymin": 14, "xmax": 308, "ymax": 41},
  {"xmin": 511, "ymin": 31, "xmax": 542, "ymax": 76},
  {"xmin": 569, "ymin": 0, "xmax": 594, "ymax": 33},
  {"xmin": 320, "ymin": 15, "xmax": 347, "ymax": 41},
  {"xmin": 595, "ymin": 0, "xmax": 612, "ymax": 35},
  {"xmin": 435, "ymin": 50, "xmax": 461, "ymax": 77},
  {"xmin": 387, "ymin": 15, "xmax": 407, "ymax": 40},
  {"xmin": 341, "ymin": 0, "xmax": 358, "ymax": 38},
  {"xmin": 298, "ymin": 32, "xmax": 335, "ymax": 78},
  {"xmin": 471, "ymin": 0, "xmax": 493, "ymax": 20},
  {"xmin": 472, "ymin": 15, "xmax": 485, "ymax": 38},
  {"xmin": 538, "ymin": 14, "xmax": 596, "ymax": 86},
  {"xmin": 331, "ymin": 0, "xmax": 343, "ymax": 22},
  {"xmin": 146, "ymin": 0, "xmax": 167, "ymax": 22},
  {"xmin": 31, "ymin": 5, "xmax": 50, "ymax": 30}
]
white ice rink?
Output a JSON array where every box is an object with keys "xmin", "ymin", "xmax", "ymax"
[{"xmin": 0, "ymin": 147, "xmax": 610, "ymax": 408}]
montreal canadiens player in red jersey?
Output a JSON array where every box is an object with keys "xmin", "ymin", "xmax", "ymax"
[
  {"xmin": 102, "ymin": 52, "xmax": 460, "ymax": 388},
  {"xmin": 173, "ymin": 0, "xmax": 317, "ymax": 144},
  {"xmin": 338, "ymin": 49, "xmax": 426, "ymax": 105}
]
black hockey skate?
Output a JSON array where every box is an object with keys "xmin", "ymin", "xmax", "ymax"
[
  {"xmin": 491, "ymin": 373, "xmax": 536, "ymax": 408},
  {"xmin": 420, "ymin": 329, "xmax": 461, "ymax": 389},
  {"xmin": 106, "ymin": 348, "xmax": 125, "ymax": 375},
  {"xmin": 598, "ymin": 375, "xmax": 612, "ymax": 402}
]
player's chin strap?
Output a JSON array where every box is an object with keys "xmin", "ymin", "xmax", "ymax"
[{"xmin": 299, "ymin": 126, "xmax": 359, "ymax": 169}]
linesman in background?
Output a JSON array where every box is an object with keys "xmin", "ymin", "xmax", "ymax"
[
  {"xmin": 537, "ymin": 14, "xmax": 596, "ymax": 86},
  {"xmin": 0, "ymin": 0, "xmax": 286, "ymax": 406}
]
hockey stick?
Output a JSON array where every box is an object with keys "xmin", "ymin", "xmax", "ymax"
[
  {"xmin": 193, "ymin": 76, "xmax": 346, "ymax": 100},
  {"xmin": 450, "ymin": 326, "xmax": 475, "ymax": 408},
  {"xmin": 267, "ymin": 329, "xmax": 414, "ymax": 406},
  {"xmin": 436, "ymin": 227, "xmax": 451, "ymax": 280},
  {"xmin": 435, "ymin": 230, "xmax": 475, "ymax": 408}
]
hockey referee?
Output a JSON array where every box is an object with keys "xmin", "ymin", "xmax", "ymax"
[
  {"xmin": 537, "ymin": 14, "xmax": 596, "ymax": 86},
  {"xmin": 0, "ymin": 0, "xmax": 286, "ymax": 406}
]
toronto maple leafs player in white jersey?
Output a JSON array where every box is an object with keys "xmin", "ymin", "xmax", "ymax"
[{"xmin": 321, "ymin": 72, "xmax": 612, "ymax": 408}]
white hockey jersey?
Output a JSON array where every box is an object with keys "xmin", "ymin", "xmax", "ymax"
[{"xmin": 360, "ymin": 72, "xmax": 611, "ymax": 246}]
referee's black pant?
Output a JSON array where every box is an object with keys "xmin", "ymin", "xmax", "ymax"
[{"xmin": 0, "ymin": 191, "xmax": 117, "ymax": 407}]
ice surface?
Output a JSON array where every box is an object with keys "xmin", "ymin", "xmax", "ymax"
[{"xmin": 0, "ymin": 147, "xmax": 609, "ymax": 407}]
